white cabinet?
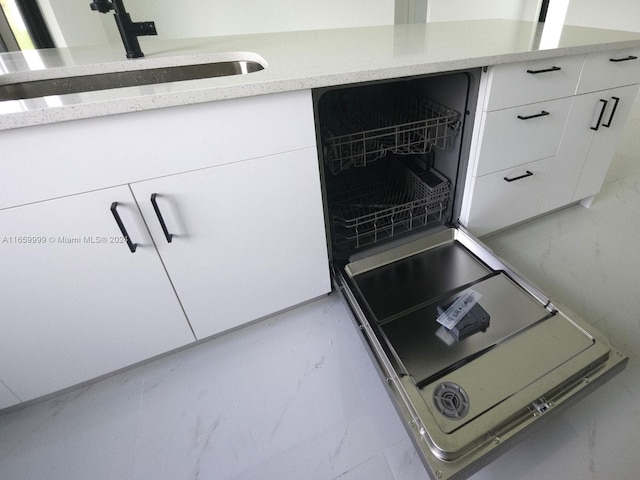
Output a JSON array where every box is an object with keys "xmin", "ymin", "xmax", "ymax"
[
  {"xmin": 461, "ymin": 57, "xmax": 578, "ymax": 236},
  {"xmin": 573, "ymin": 86, "xmax": 639, "ymax": 199},
  {"xmin": 482, "ymin": 55, "xmax": 584, "ymax": 111},
  {"xmin": 542, "ymin": 84, "xmax": 639, "ymax": 211},
  {"xmin": 0, "ymin": 186, "xmax": 195, "ymax": 403},
  {"xmin": 463, "ymin": 157, "xmax": 554, "ymax": 235},
  {"xmin": 473, "ymin": 97, "xmax": 572, "ymax": 176},
  {"xmin": 462, "ymin": 48, "xmax": 640, "ymax": 236},
  {"xmin": 576, "ymin": 48, "xmax": 640, "ymax": 94},
  {"xmin": 131, "ymin": 148, "xmax": 330, "ymax": 340},
  {"xmin": 0, "ymin": 90, "xmax": 330, "ymax": 408}
]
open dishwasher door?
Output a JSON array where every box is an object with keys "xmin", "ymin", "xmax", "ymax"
[{"xmin": 335, "ymin": 226, "xmax": 628, "ymax": 480}]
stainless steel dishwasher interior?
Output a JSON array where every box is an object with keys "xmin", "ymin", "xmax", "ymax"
[{"xmin": 314, "ymin": 72, "xmax": 628, "ymax": 480}]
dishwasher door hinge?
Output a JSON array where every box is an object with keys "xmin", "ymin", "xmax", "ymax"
[{"xmin": 531, "ymin": 396, "xmax": 553, "ymax": 416}]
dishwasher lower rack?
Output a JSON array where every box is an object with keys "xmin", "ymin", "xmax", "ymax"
[
  {"xmin": 321, "ymin": 91, "xmax": 461, "ymax": 175},
  {"xmin": 327, "ymin": 158, "xmax": 451, "ymax": 249}
]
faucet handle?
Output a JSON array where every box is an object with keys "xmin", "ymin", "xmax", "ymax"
[
  {"xmin": 89, "ymin": 0, "xmax": 114, "ymax": 13},
  {"xmin": 135, "ymin": 21, "xmax": 157, "ymax": 37}
]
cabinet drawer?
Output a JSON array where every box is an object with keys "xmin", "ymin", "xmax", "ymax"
[
  {"xmin": 474, "ymin": 97, "xmax": 572, "ymax": 177},
  {"xmin": 484, "ymin": 55, "xmax": 583, "ymax": 111},
  {"xmin": 0, "ymin": 90, "xmax": 316, "ymax": 210},
  {"xmin": 577, "ymin": 48, "xmax": 640, "ymax": 94},
  {"xmin": 463, "ymin": 157, "xmax": 553, "ymax": 236}
]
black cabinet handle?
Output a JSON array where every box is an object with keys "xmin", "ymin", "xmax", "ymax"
[
  {"xmin": 591, "ymin": 99, "xmax": 608, "ymax": 131},
  {"xmin": 504, "ymin": 171, "xmax": 533, "ymax": 182},
  {"xmin": 602, "ymin": 96, "xmax": 620, "ymax": 128},
  {"xmin": 517, "ymin": 110, "xmax": 550, "ymax": 120},
  {"xmin": 110, "ymin": 202, "xmax": 137, "ymax": 253},
  {"xmin": 526, "ymin": 66, "xmax": 561, "ymax": 74},
  {"xmin": 609, "ymin": 55, "xmax": 638, "ymax": 62},
  {"xmin": 150, "ymin": 193, "xmax": 173, "ymax": 243}
]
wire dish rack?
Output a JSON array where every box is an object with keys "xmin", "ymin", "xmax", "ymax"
[
  {"xmin": 322, "ymin": 92, "xmax": 461, "ymax": 175},
  {"xmin": 328, "ymin": 158, "xmax": 451, "ymax": 249}
]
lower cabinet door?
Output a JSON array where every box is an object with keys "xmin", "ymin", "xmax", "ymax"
[
  {"xmin": 131, "ymin": 147, "xmax": 331, "ymax": 340},
  {"xmin": 573, "ymin": 84, "xmax": 639, "ymax": 201},
  {"xmin": 463, "ymin": 157, "xmax": 553, "ymax": 236},
  {"xmin": 542, "ymin": 84, "xmax": 639, "ymax": 211},
  {"xmin": 0, "ymin": 186, "xmax": 195, "ymax": 403}
]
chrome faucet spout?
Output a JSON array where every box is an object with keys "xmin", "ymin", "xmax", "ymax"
[{"xmin": 89, "ymin": 0, "xmax": 157, "ymax": 59}]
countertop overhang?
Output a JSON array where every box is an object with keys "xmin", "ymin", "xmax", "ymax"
[{"xmin": 2, "ymin": 19, "xmax": 640, "ymax": 130}]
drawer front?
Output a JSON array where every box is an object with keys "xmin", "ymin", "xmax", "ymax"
[
  {"xmin": 0, "ymin": 90, "xmax": 317, "ymax": 210},
  {"xmin": 463, "ymin": 157, "xmax": 553, "ymax": 237},
  {"xmin": 484, "ymin": 55, "xmax": 583, "ymax": 111},
  {"xmin": 474, "ymin": 97, "xmax": 572, "ymax": 177},
  {"xmin": 577, "ymin": 48, "xmax": 640, "ymax": 94}
]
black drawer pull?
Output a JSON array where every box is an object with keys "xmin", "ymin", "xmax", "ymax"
[
  {"xmin": 602, "ymin": 96, "xmax": 620, "ymax": 128},
  {"xmin": 609, "ymin": 55, "xmax": 638, "ymax": 63},
  {"xmin": 504, "ymin": 171, "xmax": 534, "ymax": 182},
  {"xmin": 150, "ymin": 193, "xmax": 173, "ymax": 243},
  {"xmin": 591, "ymin": 99, "xmax": 608, "ymax": 131},
  {"xmin": 517, "ymin": 111, "xmax": 550, "ymax": 120},
  {"xmin": 110, "ymin": 202, "xmax": 137, "ymax": 253},
  {"xmin": 526, "ymin": 66, "xmax": 561, "ymax": 74}
]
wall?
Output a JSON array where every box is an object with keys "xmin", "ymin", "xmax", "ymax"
[
  {"xmin": 37, "ymin": 0, "xmax": 395, "ymax": 48},
  {"xmin": 565, "ymin": 0, "xmax": 640, "ymax": 32},
  {"xmin": 37, "ymin": 0, "xmax": 117, "ymax": 48},
  {"xmin": 426, "ymin": 0, "xmax": 541, "ymax": 22}
]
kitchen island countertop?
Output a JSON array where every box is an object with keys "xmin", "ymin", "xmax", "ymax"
[{"xmin": 2, "ymin": 19, "xmax": 640, "ymax": 130}]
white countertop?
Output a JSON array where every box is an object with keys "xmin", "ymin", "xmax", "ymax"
[{"xmin": 2, "ymin": 19, "xmax": 640, "ymax": 130}]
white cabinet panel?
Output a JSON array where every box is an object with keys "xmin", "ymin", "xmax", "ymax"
[
  {"xmin": 474, "ymin": 97, "xmax": 572, "ymax": 176},
  {"xmin": 464, "ymin": 157, "xmax": 553, "ymax": 236},
  {"xmin": 577, "ymin": 48, "xmax": 640, "ymax": 94},
  {"xmin": 483, "ymin": 55, "xmax": 583, "ymax": 111},
  {"xmin": 0, "ymin": 187, "xmax": 195, "ymax": 402},
  {"xmin": 0, "ymin": 90, "xmax": 317, "ymax": 210},
  {"xmin": 573, "ymin": 85, "xmax": 640, "ymax": 200},
  {"xmin": 542, "ymin": 84, "xmax": 639, "ymax": 211},
  {"xmin": 131, "ymin": 148, "xmax": 331, "ymax": 340}
]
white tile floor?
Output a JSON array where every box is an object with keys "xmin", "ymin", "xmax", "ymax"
[{"xmin": 1, "ymin": 97, "xmax": 639, "ymax": 480}]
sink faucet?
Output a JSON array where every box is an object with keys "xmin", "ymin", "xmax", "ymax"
[{"xmin": 89, "ymin": 0, "xmax": 157, "ymax": 59}]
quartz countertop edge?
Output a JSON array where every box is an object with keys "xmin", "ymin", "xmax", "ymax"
[{"xmin": 2, "ymin": 20, "xmax": 640, "ymax": 131}]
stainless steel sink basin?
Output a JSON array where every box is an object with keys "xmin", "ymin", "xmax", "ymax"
[{"xmin": 0, "ymin": 58, "xmax": 265, "ymax": 101}]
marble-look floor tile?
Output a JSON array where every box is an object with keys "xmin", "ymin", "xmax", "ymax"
[
  {"xmin": 0, "ymin": 381, "xmax": 19, "ymax": 410},
  {"xmin": 132, "ymin": 294, "xmax": 409, "ymax": 480},
  {"xmin": 384, "ymin": 437, "xmax": 429, "ymax": 480},
  {"xmin": 332, "ymin": 452, "xmax": 394, "ymax": 480},
  {"xmin": 0, "ymin": 366, "xmax": 144, "ymax": 480}
]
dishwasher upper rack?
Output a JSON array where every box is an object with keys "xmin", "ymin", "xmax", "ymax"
[
  {"xmin": 328, "ymin": 158, "xmax": 451, "ymax": 249},
  {"xmin": 322, "ymin": 93, "xmax": 461, "ymax": 175}
]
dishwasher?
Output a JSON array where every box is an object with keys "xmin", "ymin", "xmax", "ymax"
[{"xmin": 313, "ymin": 71, "xmax": 628, "ymax": 480}]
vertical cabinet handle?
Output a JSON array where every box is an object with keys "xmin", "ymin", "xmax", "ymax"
[
  {"xmin": 609, "ymin": 55, "xmax": 638, "ymax": 62},
  {"xmin": 526, "ymin": 66, "xmax": 561, "ymax": 74},
  {"xmin": 591, "ymin": 99, "xmax": 608, "ymax": 131},
  {"xmin": 150, "ymin": 193, "xmax": 173, "ymax": 243},
  {"xmin": 110, "ymin": 202, "xmax": 137, "ymax": 253},
  {"xmin": 602, "ymin": 96, "xmax": 620, "ymax": 128}
]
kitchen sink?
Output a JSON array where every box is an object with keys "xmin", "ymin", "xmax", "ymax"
[{"xmin": 0, "ymin": 55, "xmax": 266, "ymax": 101}]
